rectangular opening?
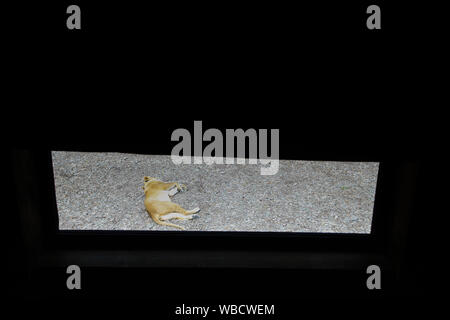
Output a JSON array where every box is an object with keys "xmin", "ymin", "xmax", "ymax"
[{"xmin": 52, "ymin": 151, "xmax": 379, "ymax": 234}]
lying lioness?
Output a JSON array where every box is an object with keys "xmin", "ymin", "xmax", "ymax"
[{"xmin": 143, "ymin": 176, "xmax": 200, "ymax": 230}]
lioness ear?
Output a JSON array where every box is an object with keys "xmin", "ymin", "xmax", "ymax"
[{"xmin": 142, "ymin": 186, "xmax": 145, "ymax": 190}]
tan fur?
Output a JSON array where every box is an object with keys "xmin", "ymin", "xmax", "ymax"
[{"xmin": 142, "ymin": 176, "xmax": 199, "ymax": 230}]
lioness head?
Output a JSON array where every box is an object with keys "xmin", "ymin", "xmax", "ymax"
[{"xmin": 142, "ymin": 176, "xmax": 158, "ymax": 190}]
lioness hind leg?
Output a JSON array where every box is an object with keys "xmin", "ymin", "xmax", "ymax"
[
  {"xmin": 163, "ymin": 202, "xmax": 193, "ymax": 216},
  {"xmin": 160, "ymin": 212, "xmax": 192, "ymax": 221}
]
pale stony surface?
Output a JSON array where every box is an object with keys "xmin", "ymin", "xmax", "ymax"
[{"xmin": 52, "ymin": 151, "xmax": 379, "ymax": 233}]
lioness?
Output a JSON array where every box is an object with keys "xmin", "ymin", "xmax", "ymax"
[{"xmin": 142, "ymin": 176, "xmax": 200, "ymax": 230}]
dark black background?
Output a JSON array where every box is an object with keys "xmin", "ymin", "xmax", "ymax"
[
  {"xmin": 8, "ymin": 1, "xmax": 431, "ymax": 157},
  {"xmin": 5, "ymin": 0, "xmax": 442, "ymax": 317}
]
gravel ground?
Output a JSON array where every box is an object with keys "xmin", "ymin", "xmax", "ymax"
[{"xmin": 52, "ymin": 151, "xmax": 379, "ymax": 233}]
